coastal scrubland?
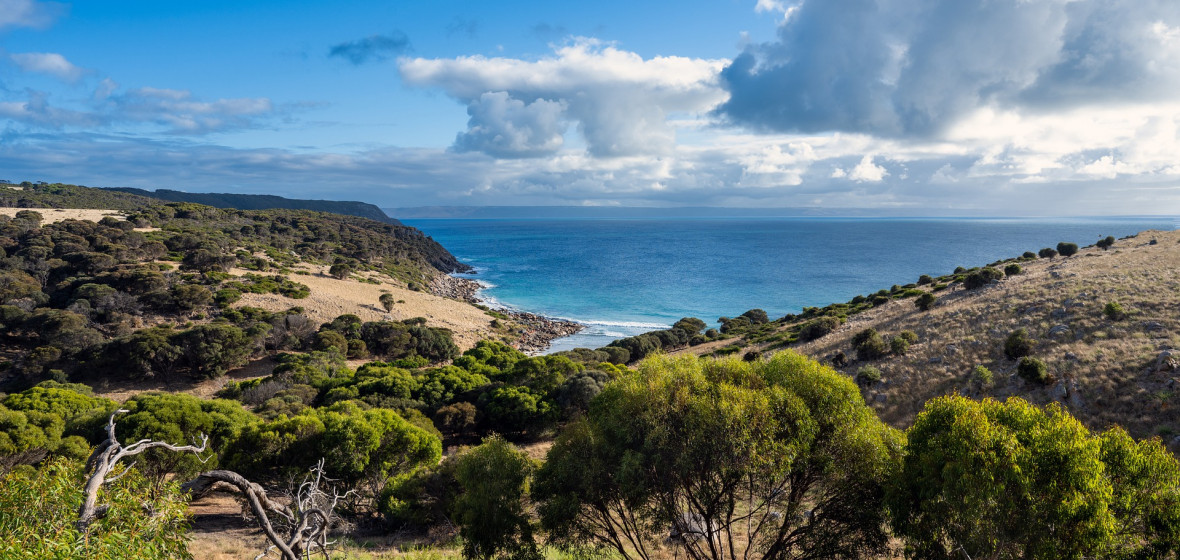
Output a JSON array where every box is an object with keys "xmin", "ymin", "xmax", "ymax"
[{"xmin": 1, "ymin": 181, "xmax": 1179, "ymax": 559}]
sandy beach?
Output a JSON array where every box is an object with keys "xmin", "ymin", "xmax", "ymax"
[{"xmin": 0, "ymin": 207, "xmax": 125, "ymax": 224}]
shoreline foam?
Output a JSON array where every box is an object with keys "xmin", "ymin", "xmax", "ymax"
[{"xmin": 429, "ymin": 274, "xmax": 584, "ymax": 354}]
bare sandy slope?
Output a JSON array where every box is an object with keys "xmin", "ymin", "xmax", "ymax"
[
  {"xmin": 232, "ymin": 266, "xmax": 496, "ymax": 350},
  {"xmin": 0, "ymin": 207, "xmax": 124, "ymax": 223},
  {"xmin": 678, "ymin": 230, "xmax": 1180, "ymax": 440}
]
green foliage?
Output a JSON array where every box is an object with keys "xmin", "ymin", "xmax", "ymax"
[
  {"xmin": 852, "ymin": 328, "xmax": 888, "ymax": 361},
  {"xmin": 971, "ymin": 365, "xmax": 994, "ymax": 388},
  {"xmin": 479, "ymin": 387, "xmax": 554, "ymax": 435},
  {"xmin": 890, "ymin": 396, "xmax": 1180, "ymax": 559},
  {"xmin": 1058, "ymin": 242, "xmax": 1079, "ymax": 257},
  {"xmin": 1004, "ymin": 328, "xmax": 1035, "ymax": 360},
  {"xmin": 115, "ymin": 392, "xmax": 253, "ymax": 481},
  {"xmin": 225, "ymin": 402, "xmax": 441, "ymax": 487},
  {"xmin": 889, "ymin": 336, "xmax": 910, "ymax": 356},
  {"xmin": 1039, "ymin": 247, "xmax": 1058, "ymax": 259},
  {"xmin": 1104, "ymin": 301, "xmax": 1125, "ymax": 321},
  {"xmin": 915, "ymin": 292, "xmax": 937, "ymax": 311},
  {"xmin": 453, "ymin": 436, "xmax": 541, "ymax": 560},
  {"xmin": 917, "ymin": 274, "xmax": 934, "ymax": 285},
  {"xmin": 536, "ymin": 352, "xmax": 902, "ymax": 560},
  {"xmin": 0, "ymin": 457, "xmax": 192, "ymax": 559},
  {"xmin": 1004, "ymin": 263, "xmax": 1022, "ymax": 276},
  {"xmin": 889, "ymin": 396, "xmax": 1114, "ymax": 559},
  {"xmin": 857, "ymin": 365, "xmax": 882, "ymax": 384},
  {"xmin": 739, "ymin": 308, "xmax": 769, "ymax": 324},
  {"xmin": 1097, "ymin": 427, "xmax": 1180, "ymax": 558},
  {"xmin": 799, "ymin": 315, "xmax": 841, "ymax": 341},
  {"xmin": 380, "ymin": 292, "xmax": 396, "ymax": 312},
  {"xmin": 1017, "ymin": 356, "xmax": 1051, "ymax": 384},
  {"xmin": 1097, "ymin": 236, "xmax": 1115, "ymax": 250},
  {"xmin": 964, "ymin": 267, "xmax": 1004, "ymax": 290}
]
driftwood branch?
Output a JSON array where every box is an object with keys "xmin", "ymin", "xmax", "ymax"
[
  {"xmin": 183, "ymin": 459, "xmax": 350, "ymax": 560},
  {"xmin": 76, "ymin": 409, "xmax": 209, "ymax": 533}
]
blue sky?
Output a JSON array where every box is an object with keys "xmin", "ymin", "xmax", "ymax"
[{"xmin": 2, "ymin": 0, "xmax": 1180, "ymax": 213}]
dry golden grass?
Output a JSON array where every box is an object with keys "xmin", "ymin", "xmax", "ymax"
[
  {"xmin": 229, "ymin": 266, "xmax": 497, "ymax": 351},
  {"xmin": 0, "ymin": 206, "xmax": 124, "ymax": 223},
  {"xmin": 680, "ymin": 229, "xmax": 1180, "ymax": 442}
]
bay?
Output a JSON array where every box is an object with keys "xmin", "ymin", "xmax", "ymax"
[{"xmin": 402, "ymin": 217, "xmax": 1179, "ymax": 353}]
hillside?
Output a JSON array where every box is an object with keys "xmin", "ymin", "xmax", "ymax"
[
  {"xmin": 111, "ymin": 187, "xmax": 402, "ymax": 225},
  {"xmin": 670, "ymin": 229, "xmax": 1180, "ymax": 443},
  {"xmin": 0, "ymin": 182, "xmax": 495, "ymax": 392}
]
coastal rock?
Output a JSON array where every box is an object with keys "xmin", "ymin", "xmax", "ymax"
[
  {"xmin": 429, "ymin": 274, "xmax": 584, "ymax": 353},
  {"xmin": 1048, "ymin": 325, "xmax": 1071, "ymax": 338},
  {"xmin": 1143, "ymin": 321, "xmax": 1166, "ymax": 333},
  {"xmin": 1155, "ymin": 351, "xmax": 1179, "ymax": 373}
]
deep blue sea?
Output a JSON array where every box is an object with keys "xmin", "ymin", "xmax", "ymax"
[{"xmin": 402, "ymin": 217, "xmax": 1179, "ymax": 353}]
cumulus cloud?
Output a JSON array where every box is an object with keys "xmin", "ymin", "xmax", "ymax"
[
  {"xmin": 399, "ymin": 39, "xmax": 728, "ymax": 157},
  {"xmin": 0, "ymin": 0, "xmax": 65, "ymax": 30},
  {"xmin": 328, "ymin": 31, "xmax": 411, "ymax": 64},
  {"xmin": 10, "ymin": 52, "xmax": 85, "ymax": 81},
  {"xmin": 453, "ymin": 92, "xmax": 568, "ymax": 157},
  {"xmin": 718, "ymin": 0, "xmax": 1180, "ymax": 136}
]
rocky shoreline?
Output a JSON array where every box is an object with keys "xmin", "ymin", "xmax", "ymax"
[{"xmin": 430, "ymin": 275, "xmax": 584, "ymax": 354}]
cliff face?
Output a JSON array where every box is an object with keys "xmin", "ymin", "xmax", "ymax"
[{"xmin": 108, "ymin": 187, "xmax": 402, "ymax": 225}]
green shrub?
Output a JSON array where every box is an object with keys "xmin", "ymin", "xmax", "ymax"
[
  {"xmin": 897, "ymin": 330, "xmax": 918, "ymax": 344},
  {"xmin": 1104, "ymin": 301, "xmax": 1125, "ymax": 321},
  {"xmin": 852, "ymin": 328, "xmax": 888, "ymax": 361},
  {"xmin": 1039, "ymin": 247, "xmax": 1058, "ymax": 259},
  {"xmin": 1004, "ymin": 264, "xmax": 1022, "ymax": 276},
  {"xmin": 1017, "ymin": 356, "xmax": 1050, "ymax": 384},
  {"xmin": 799, "ymin": 316, "xmax": 841, "ymax": 342},
  {"xmin": 0, "ymin": 457, "xmax": 192, "ymax": 559},
  {"xmin": 452, "ymin": 436, "xmax": 540, "ymax": 560},
  {"xmin": 964, "ymin": 267, "xmax": 1004, "ymax": 290},
  {"xmin": 1057, "ymin": 242, "xmax": 1079, "ymax": 257},
  {"xmin": 1096, "ymin": 236, "xmax": 1115, "ymax": 250},
  {"xmin": 1022, "ymin": 251, "xmax": 1037, "ymax": 259},
  {"xmin": 1004, "ymin": 328, "xmax": 1034, "ymax": 360},
  {"xmin": 971, "ymin": 365, "xmax": 993, "ymax": 388},
  {"xmin": 856, "ymin": 365, "xmax": 882, "ymax": 384},
  {"xmin": 917, "ymin": 274, "xmax": 934, "ymax": 285},
  {"xmin": 915, "ymin": 292, "xmax": 937, "ymax": 311},
  {"xmin": 890, "ymin": 337, "xmax": 910, "ymax": 356}
]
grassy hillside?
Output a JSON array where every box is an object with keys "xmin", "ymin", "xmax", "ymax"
[{"xmin": 671, "ymin": 230, "xmax": 1180, "ymax": 442}]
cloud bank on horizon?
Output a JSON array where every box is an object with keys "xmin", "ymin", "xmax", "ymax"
[{"xmin": 1, "ymin": 0, "xmax": 1179, "ymax": 214}]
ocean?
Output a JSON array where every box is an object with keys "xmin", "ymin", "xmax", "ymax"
[{"xmin": 402, "ymin": 217, "xmax": 1179, "ymax": 353}]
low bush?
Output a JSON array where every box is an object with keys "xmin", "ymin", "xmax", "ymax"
[
  {"xmin": 971, "ymin": 365, "xmax": 993, "ymax": 388},
  {"xmin": 1017, "ymin": 356, "xmax": 1050, "ymax": 384},
  {"xmin": 853, "ymin": 328, "xmax": 888, "ymax": 361},
  {"xmin": 915, "ymin": 292, "xmax": 936, "ymax": 311},
  {"xmin": 1104, "ymin": 301, "xmax": 1125, "ymax": 321},
  {"xmin": 1057, "ymin": 242, "xmax": 1079, "ymax": 257},
  {"xmin": 1004, "ymin": 264, "xmax": 1021, "ymax": 276},
  {"xmin": 1004, "ymin": 328, "xmax": 1034, "ymax": 360},
  {"xmin": 799, "ymin": 316, "xmax": 841, "ymax": 342},
  {"xmin": 856, "ymin": 365, "xmax": 882, "ymax": 384}
]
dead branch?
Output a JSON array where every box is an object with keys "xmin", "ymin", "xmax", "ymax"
[
  {"xmin": 183, "ymin": 458, "xmax": 351, "ymax": 560},
  {"xmin": 76, "ymin": 409, "xmax": 209, "ymax": 533}
]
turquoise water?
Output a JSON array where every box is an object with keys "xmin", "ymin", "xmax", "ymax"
[{"xmin": 403, "ymin": 217, "xmax": 1178, "ymax": 352}]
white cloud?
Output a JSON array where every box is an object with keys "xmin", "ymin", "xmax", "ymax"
[
  {"xmin": 453, "ymin": 92, "xmax": 568, "ymax": 157},
  {"xmin": 0, "ymin": 0, "xmax": 64, "ymax": 30},
  {"xmin": 10, "ymin": 52, "xmax": 85, "ymax": 81},
  {"xmin": 848, "ymin": 155, "xmax": 888, "ymax": 182},
  {"xmin": 399, "ymin": 38, "xmax": 728, "ymax": 157}
]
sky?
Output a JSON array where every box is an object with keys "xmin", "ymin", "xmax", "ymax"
[{"xmin": 1, "ymin": 0, "xmax": 1180, "ymax": 214}]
